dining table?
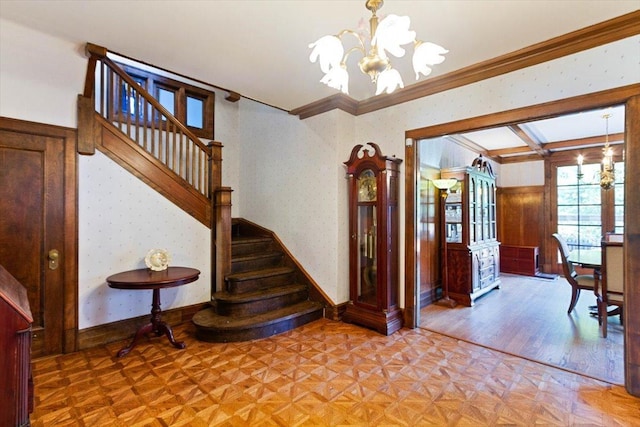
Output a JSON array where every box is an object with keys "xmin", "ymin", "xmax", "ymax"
[{"xmin": 568, "ymin": 247, "xmax": 602, "ymax": 270}]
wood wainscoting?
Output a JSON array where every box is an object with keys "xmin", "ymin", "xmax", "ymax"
[{"xmin": 496, "ymin": 185, "xmax": 545, "ymax": 264}]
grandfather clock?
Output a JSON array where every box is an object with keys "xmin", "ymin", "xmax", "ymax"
[{"xmin": 343, "ymin": 142, "xmax": 402, "ymax": 335}]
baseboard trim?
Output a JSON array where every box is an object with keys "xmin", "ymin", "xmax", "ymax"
[
  {"xmin": 324, "ymin": 302, "xmax": 348, "ymax": 321},
  {"xmin": 76, "ymin": 302, "xmax": 208, "ymax": 351}
]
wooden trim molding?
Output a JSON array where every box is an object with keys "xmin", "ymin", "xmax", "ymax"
[
  {"xmin": 406, "ymin": 85, "xmax": 640, "ymax": 140},
  {"xmin": 403, "ymin": 89, "xmax": 640, "ymax": 397},
  {"xmin": 623, "ymin": 94, "xmax": 640, "ymax": 396},
  {"xmin": 290, "ymin": 10, "xmax": 640, "ymax": 119}
]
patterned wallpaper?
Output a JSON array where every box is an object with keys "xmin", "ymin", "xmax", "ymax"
[{"xmin": 78, "ymin": 151, "xmax": 211, "ymax": 329}]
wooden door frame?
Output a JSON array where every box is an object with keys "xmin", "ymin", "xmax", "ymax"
[
  {"xmin": 0, "ymin": 117, "xmax": 78, "ymax": 354},
  {"xmin": 403, "ymin": 84, "xmax": 640, "ymax": 396}
]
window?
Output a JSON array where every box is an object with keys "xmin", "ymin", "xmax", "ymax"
[
  {"xmin": 186, "ymin": 95, "xmax": 204, "ymax": 129},
  {"xmin": 117, "ymin": 64, "xmax": 215, "ymax": 139},
  {"xmin": 556, "ymin": 160, "xmax": 625, "ymax": 250},
  {"xmin": 157, "ymin": 87, "xmax": 176, "ymax": 118},
  {"xmin": 120, "ymin": 74, "xmax": 147, "ymax": 119}
]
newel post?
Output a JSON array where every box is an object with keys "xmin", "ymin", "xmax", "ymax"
[
  {"xmin": 214, "ymin": 188, "xmax": 233, "ymax": 294},
  {"xmin": 208, "ymin": 141, "xmax": 232, "ymax": 294},
  {"xmin": 77, "ymin": 43, "xmax": 107, "ymax": 155}
]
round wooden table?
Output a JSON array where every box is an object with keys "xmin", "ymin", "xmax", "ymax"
[{"xmin": 106, "ymin": 266, "xmax": 200, "ymax": 357}]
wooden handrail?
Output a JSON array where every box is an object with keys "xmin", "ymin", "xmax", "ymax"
[
  {"xmin": 85, "ymin": 43, "xmax": 207, "ymax": 155},
  {"xmin": 83, "ymin": 43, "xmax": 218, "ymax": 197}
]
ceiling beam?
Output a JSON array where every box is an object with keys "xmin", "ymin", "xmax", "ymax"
[
  {"xmin": 499, "ymin": 154, "xmax": 546, "ymax": 164},
  {"xmin": 508, "ymin": 125, "xmax": 549, "ymax": 157},
  {"xmin": 487, "ymin": 146, "xmax": 536, "ymax": 157}
]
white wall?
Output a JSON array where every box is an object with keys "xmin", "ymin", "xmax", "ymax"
[
  {"xmin": 78, "ymin": 151, "xmax": 211, "ymax": 328},
  {"xmin": 235, "ymin": 101, "xmax": 353, "ymax": 303},
  {"xmin": 1, "ymin": 16, "xmax": 638, "ymax": 328}
]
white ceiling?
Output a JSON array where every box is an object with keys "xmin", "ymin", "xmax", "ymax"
[{"xmin": 0, "ymin": 1, "xmax": 636, "ymax": 158}]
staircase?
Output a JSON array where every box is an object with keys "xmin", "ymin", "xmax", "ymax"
[
  {"xmin": 193, "ymin": 220, "xmax": 324, "ymax": 342},
  {"xmin": 80, "ymin": 44, "xmax": 327, "ymax": 343}
]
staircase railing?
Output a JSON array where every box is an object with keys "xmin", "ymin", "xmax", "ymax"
[
  {"xmin": 81, "ymin": 43, "xmax": 213, "ymax": 197},
  {"xmin": 79, "ymin": 42, "xmax": 233, "ymax": 296}
]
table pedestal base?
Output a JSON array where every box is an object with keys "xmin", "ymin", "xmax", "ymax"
[{"xmin": 116, "ymin": 288, "xmax": 186, "ymax": 357}]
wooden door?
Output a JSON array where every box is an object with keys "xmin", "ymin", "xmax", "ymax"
[{"xmin": 0, "ymin": 122, "xmax": 75, "ymax": 357}]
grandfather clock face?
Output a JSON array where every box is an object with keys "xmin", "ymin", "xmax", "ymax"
[{"xmin": 357, "ymin": 169, "xmax": 377, "ymax": 202}]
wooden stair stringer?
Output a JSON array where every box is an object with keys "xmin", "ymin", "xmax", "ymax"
[{"xmin": 94, "ymin": 114, "xmax": 211, "ymax": 227}]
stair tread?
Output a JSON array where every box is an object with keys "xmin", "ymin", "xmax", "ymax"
[
  {"xmin": 226, "ymin": 266, "xmax": 294, "ymax": 282},
  {"xmin": 232, "ymin": 251, "xmax": 282, "ymax": 262},
  {"xmin": 214, "ymin": 283, "xmax": 306, "ymax": 303},
  {"xmin": 232, "ymin": 236, "xmax": 272, "ymax": 245},
  {"xmin": 192, "ymin": 300, "xmax": 323, "ymax": 331}
]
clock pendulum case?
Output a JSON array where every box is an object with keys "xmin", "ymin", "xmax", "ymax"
[{"xmin": 343, "ymin": 142, "xmax": 403, "ymax": 335}]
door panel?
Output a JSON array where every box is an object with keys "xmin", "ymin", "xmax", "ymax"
[{"xmin": 0, "ymin": 130, "xmax": 65, "ymax": 357}]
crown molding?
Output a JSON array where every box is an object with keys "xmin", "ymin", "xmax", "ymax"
[{"xmin": 290, "ymin": 10, "xmax": 640, "ymax": 120}]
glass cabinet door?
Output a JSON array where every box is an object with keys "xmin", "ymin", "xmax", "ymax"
[
  {"xmin": 444, "ymin": 183, "xmax": 463, "ymax": 243},
  {"xmin": 357, "ymin": 170, "xmax": 377, "ymax": 306},
  {"xmin": 469, "ymin": 177, "xmax": 476, "ymax": 244}
]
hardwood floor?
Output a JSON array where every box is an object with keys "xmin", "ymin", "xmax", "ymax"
[
  {"xmin": 420, "ymin": 273, "xmax": 624, "ymax": 385},
  {"xmin": 30, "ymin": 315, "xmax": 639, "ymax": 426}
]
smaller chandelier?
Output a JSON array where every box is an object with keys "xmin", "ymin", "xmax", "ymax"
[
  {"xmin": 309, "ymin": 0, "xmax": 448, "ymax": 96},
  {"xmin": 600, "ymin": 113, "xmax": 615, "ymax": 190}
]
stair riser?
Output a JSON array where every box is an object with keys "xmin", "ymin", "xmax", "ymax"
[
  {"xmin": 232, "ymin": 241, "xmax": 272, "ymax": 257},
  {"xmin": 232, "ymin": 255, "xmax": 283, "ymax": 273},
  {"xmin": 216, "ymin": 289, "xmax": 308, "ymax": 317},
  {"xmin": 194, "ymin": 309, "xmax": 323, "ymax": 343},
  {"xmin": 227, "ymin": 272, "xmax": 296, "ymax": 294}
]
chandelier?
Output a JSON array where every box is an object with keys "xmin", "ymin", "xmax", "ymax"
[
  {"xmin": 600, "ymin": 112, "xmax": 615, "ymax": 190},
  {"xmin": 308, "ymin": 0, "xmax": 448, "ymax": 96}
]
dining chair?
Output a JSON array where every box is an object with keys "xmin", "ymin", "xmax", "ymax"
[
  {"xmin": 596, "ymin": 234, "xmax": 624, "ymax": 338},
  {"xmin": 551, "ymin": 233, "xmax": 596, "ymax": 314}
]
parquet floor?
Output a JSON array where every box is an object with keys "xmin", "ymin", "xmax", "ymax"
[{"xmin": 31, "ymin": 318, "xmax": 639, "ymax": 426}]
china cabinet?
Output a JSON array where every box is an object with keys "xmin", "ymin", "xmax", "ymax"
[
  {"xmin": 440, "ymin": 156, "xmax": 500, "ymax": 306},
  {"xmin": 343, "ymin": 143, "xmax": 403, "ymax": 335}
]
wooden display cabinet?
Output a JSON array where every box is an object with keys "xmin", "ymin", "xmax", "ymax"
[
  {"xmin": 441, "ymin": 156, "xmax": 501, "ymax": 306},
  {"xmin": 343, "ymin": 142, "xmax": 403, "ymax": 335}
]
